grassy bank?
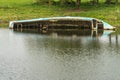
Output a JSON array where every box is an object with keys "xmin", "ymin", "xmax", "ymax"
[{"xmin": 0, "ymin": 0, "xmax": 120, "ymax": 27}]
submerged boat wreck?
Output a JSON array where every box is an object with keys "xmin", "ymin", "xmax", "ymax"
[{"xmin": 9, "ymin": 16, "xmax": 115, "ymax": 30}]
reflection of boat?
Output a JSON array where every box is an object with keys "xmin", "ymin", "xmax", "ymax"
[
  {"xmin": 9, "ymin": 16, "xmax": 115, "ymax": 30},
  {"xmin": 13, "ymin": 29, "xmax": 114, "ymax": 37},
  {"xmin": 102, "ymin": 30, "xmax": 115, "ymax": 37}
]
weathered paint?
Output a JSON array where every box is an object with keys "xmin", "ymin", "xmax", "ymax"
[
  {"xmin": 9, "ymin": 16, "xmax": 115, "ymax": 30},
  {"xmin": 102, "ymin": 21, "xmax": 115, "ymax": 30}
]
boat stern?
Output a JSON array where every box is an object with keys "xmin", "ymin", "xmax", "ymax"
[{"xmin": 102, "ymin": 21, "xmax": 116, "ymax": 30}]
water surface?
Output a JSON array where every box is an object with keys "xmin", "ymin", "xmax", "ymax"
[{"xmin": 0, "ymin": 29, "xmax": 120, "ymax": 80}]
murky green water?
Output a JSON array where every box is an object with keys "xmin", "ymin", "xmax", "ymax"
[{"xmin": 0, "ymin": 29, "xmax": 120, "ymax": 80}]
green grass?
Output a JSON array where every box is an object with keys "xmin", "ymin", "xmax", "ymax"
[{"xmin": 0, "ymin": 0, "xmax": 120, "ymax": 27}]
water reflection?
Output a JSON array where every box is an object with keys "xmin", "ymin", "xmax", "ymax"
[
  {"xmin": 11, "ymin": 29, "xmax": 118, "ymax": 51},
  {"xmin": 14, "ymin": 29, "xmax": 113, "ymax": 37},
  {"xmin": 14, "ymin": 29, "xmax": 120, "ymax": 80},
  {"xmin": 0, "ymin": 29, "xmax": 120, "ymax": 80}
]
